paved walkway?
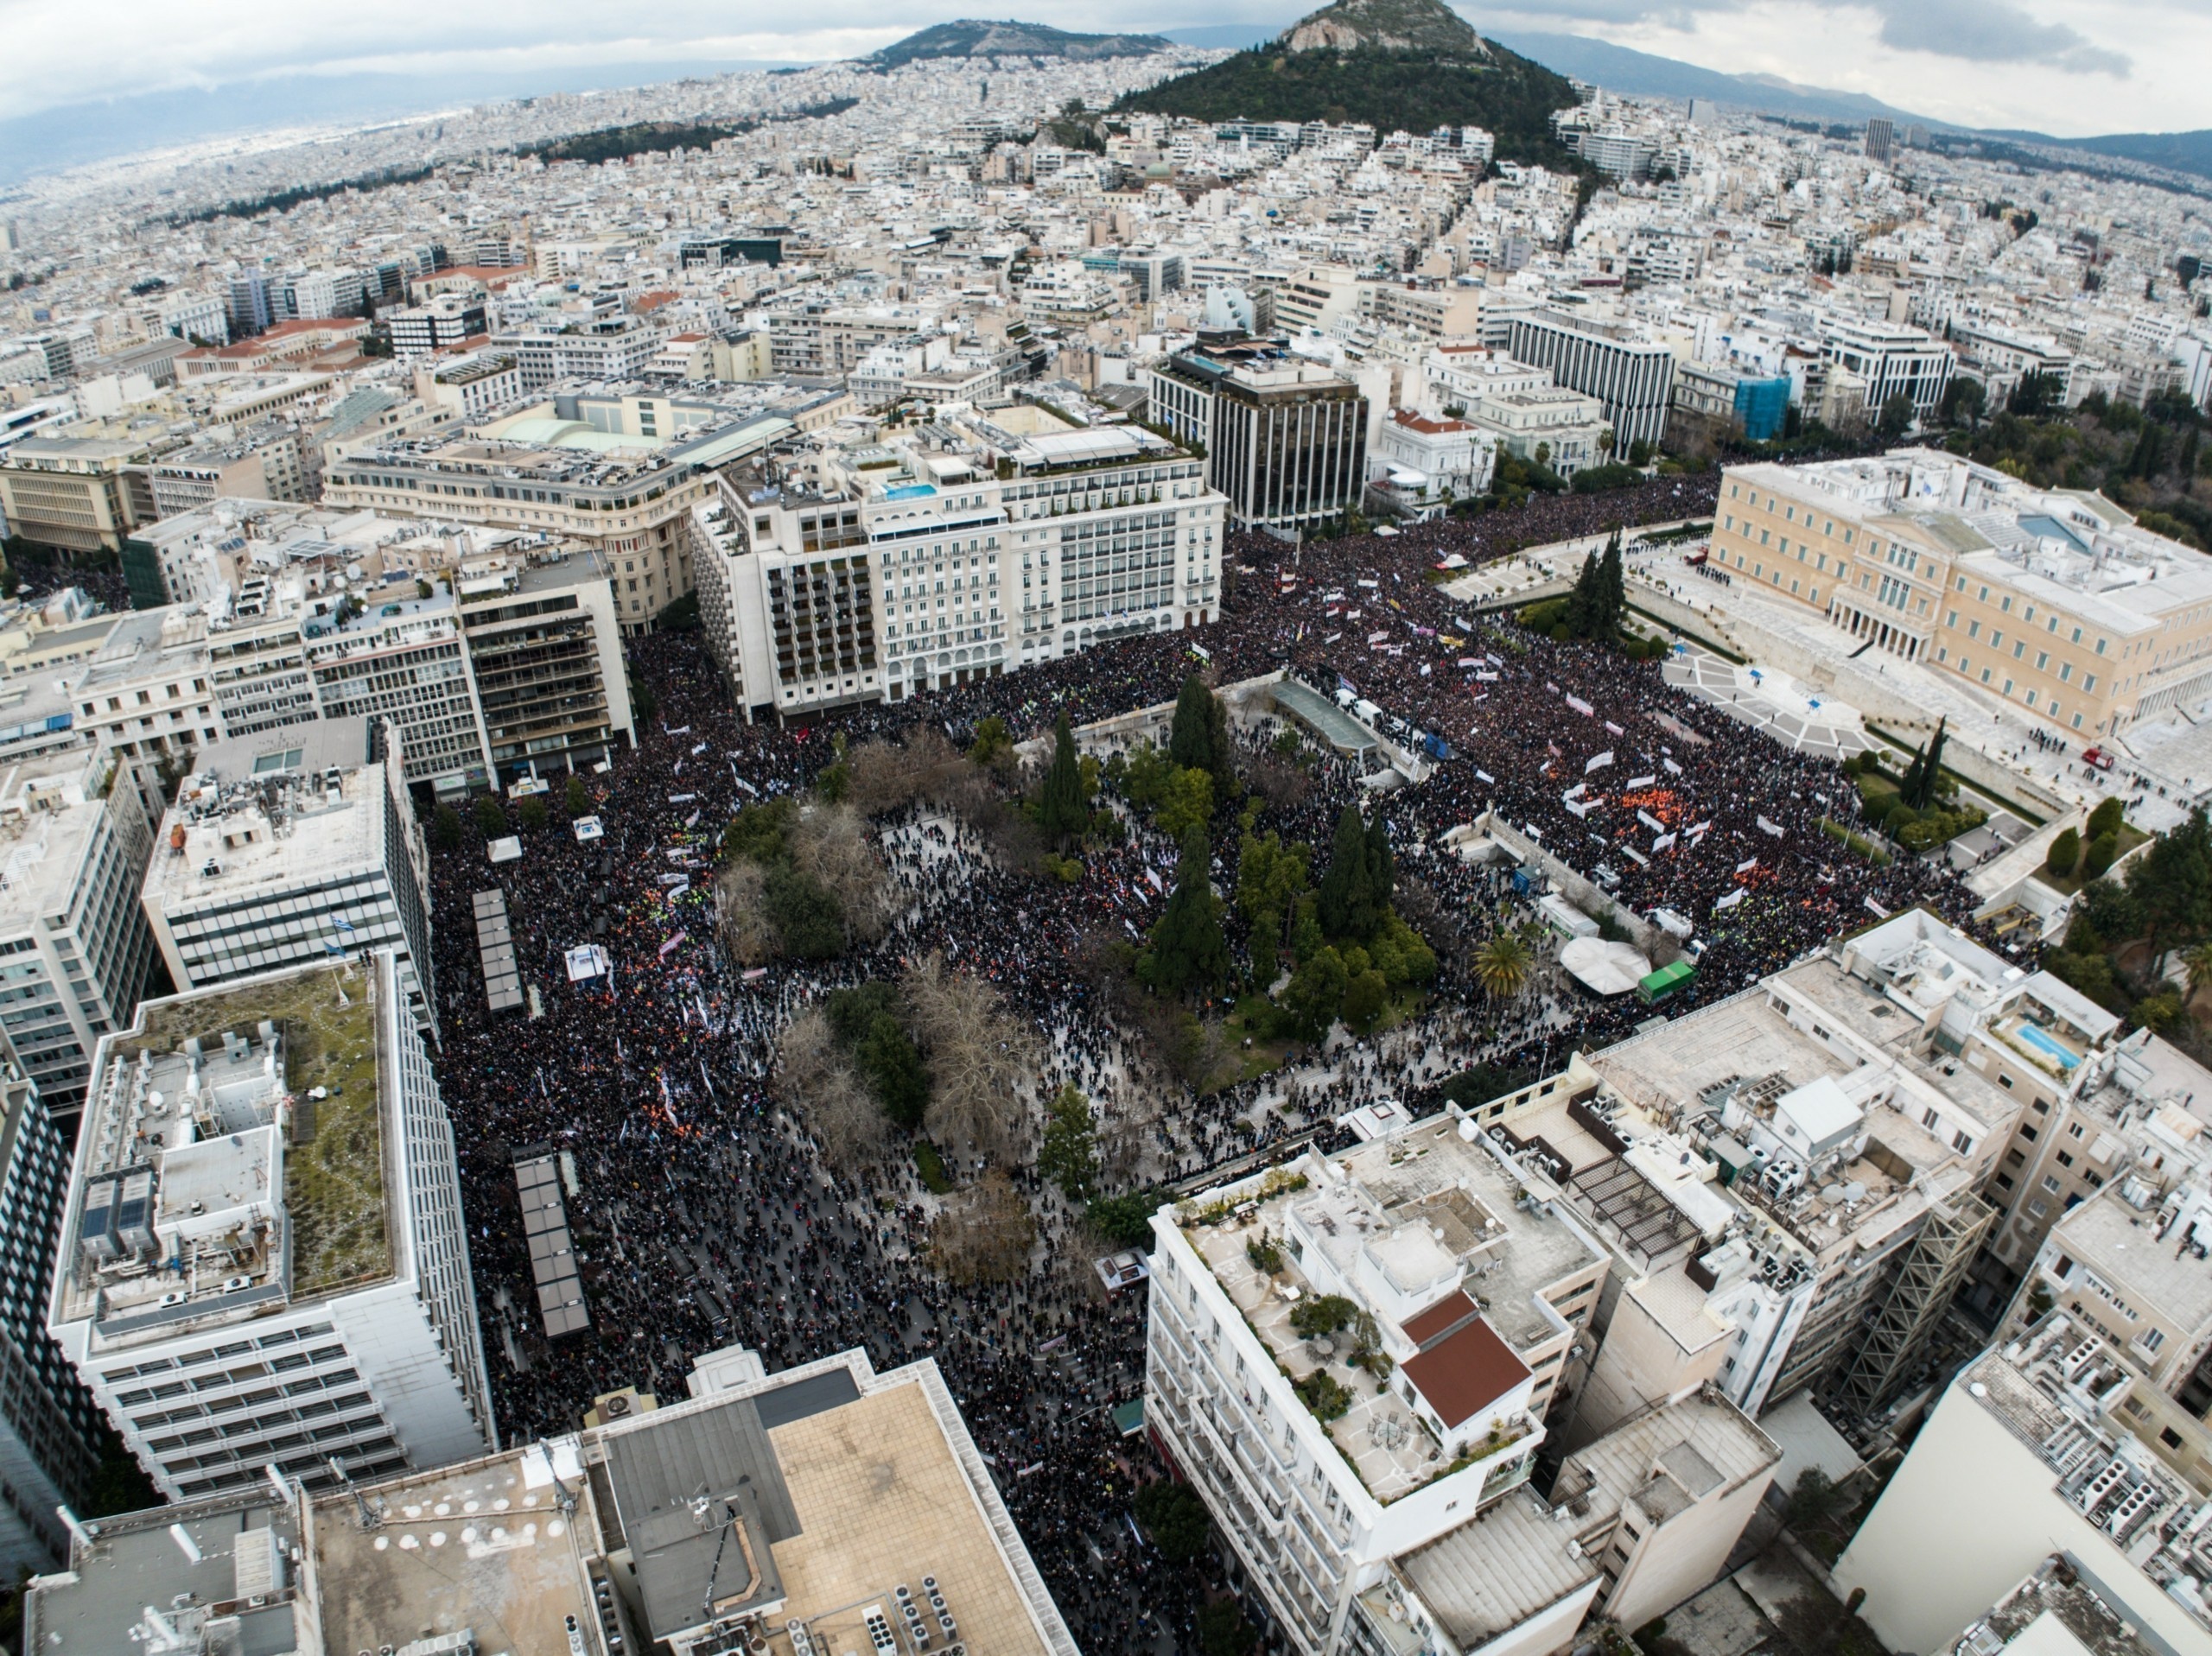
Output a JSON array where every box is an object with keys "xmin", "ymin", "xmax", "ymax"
[{"xmin": 1663, "ymin": 646, "xmax": 1876, "ymax": 762}]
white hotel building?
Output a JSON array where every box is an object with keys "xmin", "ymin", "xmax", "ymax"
[{"xmin": 691, "ymin": 411, "xmax": 1226, "ymax": 717}]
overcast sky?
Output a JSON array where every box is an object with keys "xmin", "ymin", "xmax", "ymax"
[{"xmin": 0, "ymin": 0, "xmax": 2194, "ymax": 140}]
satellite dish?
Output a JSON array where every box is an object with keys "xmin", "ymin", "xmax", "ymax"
[
  {"xmin": 1820, "ymin": 1183, "xmax": 1847, "ymax": 1205},
  {"xmin": 1843, "ymin": 1182, "xmax": 1867, "ymax": 1203}
]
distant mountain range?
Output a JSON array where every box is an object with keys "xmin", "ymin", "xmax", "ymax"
[
  {"xmin": 1, "ymin": 12, "xmax": 2204, "ymax": 194},
  {"xmin": 863, "ymin": 20, "xmax": 1171, "ymax": 67}
]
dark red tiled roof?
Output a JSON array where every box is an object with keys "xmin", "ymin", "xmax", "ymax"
[
  {"xmin": 1401, "ymin": 1315, "xmax": 1531, "ymax": 1430},
  {"xmin": 1401, "ymin": 1290, "xmax": 1481, "ymax": 1350}
]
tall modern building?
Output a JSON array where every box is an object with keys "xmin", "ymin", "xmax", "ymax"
[
  {"xmin": 1504, "ymin": 311, "xmax": 1675, "ymax": 455},
  {"xmin": 47, "ymin": 952, "xmax": 494, "ymax": 1501},
  {"xmin": 1863, "ymin": 117, "xmax": 1895, "ymax": 165},
  {"xmin": 141, "ymin": 717, "xmax": 438, "ymax": 1042},
  {"xmin": 455, "ymin": 555, "xmax": 636, "ymax": 784},
  {"xmin": 1147, "ymin": 339, "xmax": 1369, "ymax": 530},
  {"xmin": 0, "ymin": 748, "xmax": 161, "ymax": 1117},
  {"xmin": 0, "ymin": 1047, "xmax": 105, "ymax": 1575}
]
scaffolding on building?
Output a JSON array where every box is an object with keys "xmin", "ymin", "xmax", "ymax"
[{"xmin": 1829, "ymin": 1189, "xmax": 1996, "ymax": 1418}]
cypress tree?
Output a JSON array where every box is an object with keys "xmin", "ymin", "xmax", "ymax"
[
  {"xmin": 1595, "ymin": 529, "xmax": 1625, "ymax": 638},
  {"xmin": 1039, "ymin": 711, "xmax": 1087, "ymax": 844},
  {"xmin": 1913, "ymin": 718, "xmax": 1948, "ymax": 810},
  {"xmin": 1169, "ymin": 676, "xmax": 1217, "ymax": 774},
  {"xmin": 1564, "ymin": 550, "xmax": 1601, "ymax": 637},
  {"xmin": 1363, "ymin": 815, "xmax": 1395, "ymax": 935},
  {"xmin": 1145, "ymin": 829, "xmax": 1230, "ymax": 998},
  {"xmin": 1317, "ymin": 803, "xmax": 1371, "ymax": 939},
  {"xmin": 1897, "ymin": 742, "xmax": 1927, "ymax": 810}
]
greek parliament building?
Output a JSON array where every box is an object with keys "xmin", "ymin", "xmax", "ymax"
[
  {"xmin": 1504, "ymin": 310, "xmax": 1676, "ymax": 456},
  {"xmin": 46, "ymin": 953, "xmax": 494, "ymax": 1501},
  {"xmin": 1147, "ymin": 339, "xmax": 1370, "ymax": 530},
  {"xmin": 1712, "ymin": 449, "xmax": 2212, "ymax": 739}
]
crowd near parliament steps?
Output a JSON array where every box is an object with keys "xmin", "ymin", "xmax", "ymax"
[{"xmin": 421, "ymin": 473, "xmax": 2002, "ymax": 1656}]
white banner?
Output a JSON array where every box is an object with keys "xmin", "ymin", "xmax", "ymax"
[
  {"xmin": 1605, "ymin": 721, "xmax": 1625, "ymax": 736},
  {"xmin": 1714, "ymin": 888, "xmax": 1747, "ymax": 912},
  {"xmin": 1637, "ymin": 809, "xmax": 1667, "ymax": 834},
  {"xmin": 1565, "ymin": 796, "xmax": 1592, "ymax": 818},
  {"xmin": 1652, "ymin": 832, "xmax": 1678, "ymax": 852},
  {"xmin": 1625, "ymin": 774, "xmax": 1657, "ymax": 790},
  {"xmin": 1735, "ymin": 857, "xmax": 1759, "ymax": 874},
  {"xmin": 1586, "ymin": 751, "xmax": 1615, "ymax": 774},
  {"xmin": 1757, "ymin": 816, "xmax": 1785, "ymax": 838},
  {"xmin": 1566, "ymin": 695, "xmax": 1594, "ymax": 717},
  {"xmin": 1564, "ymin": 783, "xmax": 1587, "ymax": 800},
  {"xmin": 1475, "ymin": 770, "xmax": 1495, "ymax": 784},
  {"xmin": 1689, "ymin": 820, "xmax": 1713, "ymax": 836},
  {"xmin": 1662, "ymin": 757, "xmax": 1683, "ymax": 775},
  {"xmin": 1621, "ymin": 844, "xmax": 1649, "ymax": 866}
]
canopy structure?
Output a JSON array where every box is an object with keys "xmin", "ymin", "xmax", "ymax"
[
  {"xmin": 1561, "ymin": 937, "xmax": 1653, "ymax": 997},
  {"xmin": 473, "ymin": 888, "xmax": 524, "ymax": 1013},
  {"xmin": 565, "ymin": 943, "xmax": 611, "ymax": 983}
]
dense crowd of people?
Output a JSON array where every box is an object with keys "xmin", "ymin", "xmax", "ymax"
[{"xmin": 423, "ymin": 473, "xmax": 2012, "ymax": 1655}]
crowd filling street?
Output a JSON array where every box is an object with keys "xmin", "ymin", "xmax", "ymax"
[{"xmin": 425, "ymin": 475, "xmax": 2013, "ymax": 1655}]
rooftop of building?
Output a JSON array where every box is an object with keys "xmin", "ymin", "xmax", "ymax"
[
  {"xmin": 23, "ymin": 1489, "xmax": 301, "ymax": 1656},
  {"xmin": 1551, "ymin": 1386, "xmax": 1781, "ymax": 1533},
  {"xmin": 1736, "ymin": 452, "xmax": 2212, "ymax": 630},
  {"xmin": 0, "ymin": 748, "xmax": 124, "ymax": 933},
  {"xmin": 1963, "ymin": 1556, "xmax": 2170, "ymax": 1656},
  {"xmin": 311, "ymin": 1448, "xmax": 595, "ymax": 1656},
  {"xmin": 1177, "ymin": 1119, "xmax": 1601, "ymax": 1501},
  {"xmin": 2045, "ymin": 1189, "xmax": 2212, "ymax": 1337},
  {"xmin": 1958, "ymin": 1317, "xmax": 2211, "ymax": 1622},
  {"xmin": 1381, "ymin": 1488, "xmax": 1597, "ymax": 1652},
  {"xmin": 143, "ymin": 717, "xmax": 386, "ymax": 913},
  {"xmin": 590, "ymin": 1350, "xmax": 1068, "ymax": 1656},
  {"xmin": 58, "ymin": 958, "xmax": 391, "ymax": 1337}
]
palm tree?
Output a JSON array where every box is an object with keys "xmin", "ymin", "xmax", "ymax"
[
  {"xmin": 1473, "ymin": 933, "xmax": 1533, "ymax": 1001},
  {"xmin": 2183, "ymin": 942, "xmax": 2212, "ymax": 999}
]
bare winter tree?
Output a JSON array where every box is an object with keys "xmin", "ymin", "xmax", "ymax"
[
  {"xmin": 900, "ymin": 951, "xmax": 1041, "ymax": 1169},
  {"xmin": 715, "ymin": 859, "xmax": 777, "ymax": 967},
  {"xmin": 772, "ymin": 1006, "xmax": 892, "ymax": 1169},
  {"xmin": 847, "ymin": 726, "xmax": 968, "ymax": 816},
  {"xmin": 929, "ymin": 1169, "xmax": 1035, "ymax": 1284},
  {"xmin": 789, "ymin": 803, "xmax": 896, "ymax": 946}
]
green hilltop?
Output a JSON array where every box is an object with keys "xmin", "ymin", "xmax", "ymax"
[{"xmin": 1116, "ymin": 0, "xmax": 1583, "ymax": 167}]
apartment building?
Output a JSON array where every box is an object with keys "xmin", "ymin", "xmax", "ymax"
[
  {"xmin": 142, "ymin": 717, "xmax": 437, "ymax": 1041},
  {"xmin": 25, "ymin": 1342, "xmax": 1077, "ymax": 1656},
  {"xmin": 1147, "ymin": 1117, "xmax": 1778, "ymax": 1656},
  {"xmin": 766, "ymin": 302, "xmax": 933, "ymax": 378},
  {"xmin": 0, "ymin": 1052, "xmax": 105, "ymax": 1575},
  {"xmin": 1711, "ymin": 451, "xmax": 2212, "ymax": 735},
  {"xmin": 146, "ymin": 424, "xmax": 310, "ymax": 518},
  {"xmin": 454, "ymin": 554, "xmax": 634, "ymax": 783},
  {"xmin": 0, "ymin": 748, "xmax": 160, "ymax": 1116},
  {"xmin": 46, "ymin": 953, "xmax": 494, "ymax": 1501},
  {"xmin": 1354, "ymin": 282, "xmax": 1483, "ymax": 341},
  {"xmin": 1504, "ymin": 311, "xmax": 1675, "ymax": 455},
  {"xmin": 693, "ymin": 409, "xmax": 1224, "ymax": 715},
  {"xmin": 493, "ymin": 314, "xmax": 662, "ymax": 390},
  {"xmin": 415, "ymin": 349, "xmax": 523, "ymax": 420},
  {"xmin": 0, "ymin": 436, "xmax": 152, "ymax": 553},
  {"xmin": 1148, "ymin": 340, "xmax": 1369, "ymax": 530},
  {"xmin": 1370, "ymin": 411, "xmax": 1494, "ymax": 520},
  {"xmin": 387, "ymin": 290, "xmax": 487, "ymax": 358},
  {"xmin": 1834, "ymin": 1313, "xmax": 2211, "ymax": 1651},
  {"xmin": 1436, "ymin": 910, "xmax": 2019, "ymax": 1442},
  {"xmin": 321, "ymin": 435, "xmax": 708, "ymax": 631}
]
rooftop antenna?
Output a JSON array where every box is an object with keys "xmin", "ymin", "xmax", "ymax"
[
  {"xmin": 537, "ymin": 1440, "xmax": 579, "ymax": 1516},
  {"xmin": 327, "ymin": 1456, "xmax": 380, "ymax": 1530}
]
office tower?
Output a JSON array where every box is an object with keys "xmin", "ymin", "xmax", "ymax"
[
  {"xmin": 1147, "ymin": 339, "xmax": 1369, "ymax": 529},
  {"xmin": 0, "ymin": 749, "xmax": 160, "ymax": 1117},
  {"xmin": 48, "ymin": 952, "xmax": 494, "ymax": 1501},
  {"xmin": 142, "ymin": 718, "xmax": 438, "ymax": 1042},
  {"xmin": 1864, "ymin": 117, "xmax": 1895, "ymax": 165},
  {"xmin": 0, "ymin": 1047, "xmax": 105, "ymax": 1574},
  {"xmin": 1504, "ymin": 311, "xmax": 1677, "ymax": 456}
]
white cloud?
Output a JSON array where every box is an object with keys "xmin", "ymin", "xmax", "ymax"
[{"xmin": 0, "ymin": 0, "xmax": 2194, "ymax": 136}]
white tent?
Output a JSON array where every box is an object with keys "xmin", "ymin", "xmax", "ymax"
[{"xmin": 1560, "ymin": 937, "xmax": 1652, "ymax": 997}]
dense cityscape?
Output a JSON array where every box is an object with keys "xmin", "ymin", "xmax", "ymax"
[{"xmin": 0, "ymin": 3, "xmax": 2209, "ymax": 1656}]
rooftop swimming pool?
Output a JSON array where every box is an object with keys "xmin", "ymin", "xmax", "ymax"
[{"xmin": 2014, "ymin": 1022, "xmax": 2082, "ymax": 1070}]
